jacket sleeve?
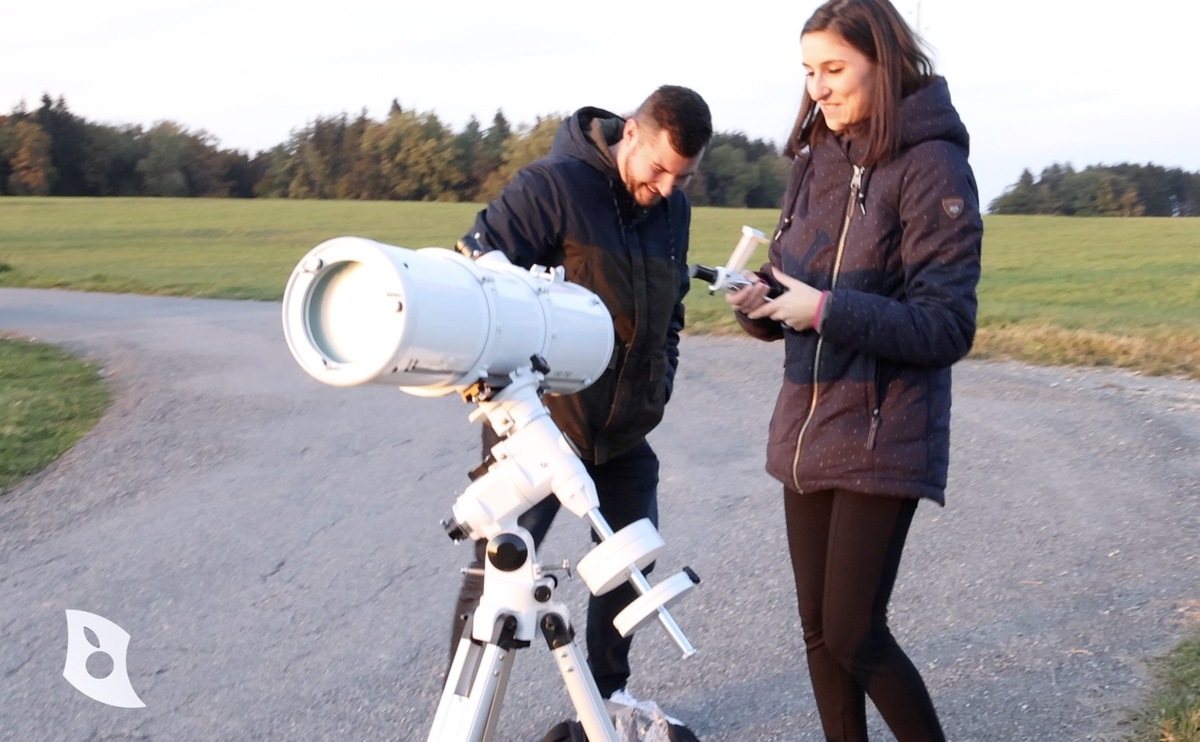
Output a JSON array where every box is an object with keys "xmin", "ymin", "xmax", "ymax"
[
  {"xmin": 464, "ymin": 165, "xmax": 563, "ymax": 267},
  {"xmin": 820, "ymin": 142, "xmax": 982, "ymax": 367}
]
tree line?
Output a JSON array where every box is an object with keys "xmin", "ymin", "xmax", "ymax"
[
  {"xmin": 988, "ymin": 162, "xmax": 1200, "ymax": 217},
  {"xmin": 0, "ymin": 94, "xmax": 788, "ymax": 208},
  {"xmin": 6, "ymin": 95, "xmax": 1197, "ymax": 216}
]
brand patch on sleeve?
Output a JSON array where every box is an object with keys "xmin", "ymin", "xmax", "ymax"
[{"xmin": 942, "ymin": 197, "xmax": 964, "ymax": 219}]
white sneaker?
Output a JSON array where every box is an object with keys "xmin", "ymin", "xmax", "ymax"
[{"xmin": 605, "ymin": 687, "xmax": 684, "ymax": 727}]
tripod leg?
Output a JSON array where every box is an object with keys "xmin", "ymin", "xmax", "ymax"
[
  {"xmin": 428, "ymin": 614, "xmax": 520, "ymax": 742},
  {"xmin": 541, "ymin": 613, "xmax": 620, "ymax": 742}
]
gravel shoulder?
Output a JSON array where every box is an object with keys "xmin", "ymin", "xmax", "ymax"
[{"xmin": 2, "ymin": 287, "xmax": 1198, "ymax": 741}]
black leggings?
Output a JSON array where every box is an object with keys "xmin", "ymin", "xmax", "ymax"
[{"xmin": 784, "ymin": 488, "xmax": 945, "ymax": 742}]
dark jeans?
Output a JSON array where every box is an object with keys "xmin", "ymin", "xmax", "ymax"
[
  {"xmin": 450, "ymin": 436, "xmax": 660, "ymax": 698},
  {"xmin": 784, "ymin": 488, "xmax": 945, "ymax": 742}
]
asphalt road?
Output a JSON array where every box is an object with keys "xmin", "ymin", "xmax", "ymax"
[{"xmin": 2, "ymin": 287, "xmax": 1198, "ymax": 741}]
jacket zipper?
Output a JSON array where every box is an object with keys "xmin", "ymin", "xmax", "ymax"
[
  {"xmin": 791, "ymin": 164, "xmax": 864, "ymax": 492},
  {"xmin": 605, "ymin": 206, "xmax": 634, "ymax": 414},
  {"xmin": 599, "ymin": 183, "xmax": 645, "ymax": 459}
]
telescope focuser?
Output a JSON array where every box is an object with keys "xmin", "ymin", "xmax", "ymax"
[
  {"xmin": 689, "ymin": 263, "xmax": 783, "ymax": 298},
  {"xmin": 688, "ymin": 225, "xmax": 781, "ymax": 298}
]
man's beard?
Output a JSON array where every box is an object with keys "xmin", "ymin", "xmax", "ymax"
[{"xmin": 627, "ymin": 176, "xmax": 662, "ymax": 207}]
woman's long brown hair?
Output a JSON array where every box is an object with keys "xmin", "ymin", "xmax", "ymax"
[{"xmin": 786, "ymin": 0, "xmax": 934, "ymax": 166}]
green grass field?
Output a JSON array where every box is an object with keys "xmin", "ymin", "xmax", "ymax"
[
  {"xmin": 2, "ymin": 197, "xmax": 1197, "ymax": 379},
  {"xmin": 1, "ymin": 196, "xmax": 1198, "ymax": 739},
  {"xmin": 0, "ymin": 337, "xmax": 109, "ymax": 491}
]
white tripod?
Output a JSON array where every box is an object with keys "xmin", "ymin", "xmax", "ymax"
[{"xmin": 428, "ymin": 367, "xmax": 699, "ymax": 742}]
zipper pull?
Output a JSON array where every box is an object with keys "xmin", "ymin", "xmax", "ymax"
[
  {"xmin": 775, "ymin": 216, "xmax": 792, "ymax": 242},
  {"xmin": 852, "ymin": 165, "xmax": 866, "ymax": 214},
  {"xmin": 867, "ymin": 407, "xmax": 880, "ymax": 449}
]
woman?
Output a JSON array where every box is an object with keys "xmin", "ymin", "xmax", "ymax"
[{"xmin": 725, "ymin": 0, "xmax": 982, "ymax": 739}]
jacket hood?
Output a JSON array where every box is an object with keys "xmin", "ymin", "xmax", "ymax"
[
  {"xmin": 551, "ymin": 106, "xmax": 624, "ymax": 177},
  {"xmin": 839, "ymin": 76, "xmax": 969, "ymax": 164},
  {"xmin": 898, "ymin": 76, "xmax": 969, "ymax": 155},
  {"xmin": 552, "ymin": 106, "xmax": 656, "ymax": 227}
]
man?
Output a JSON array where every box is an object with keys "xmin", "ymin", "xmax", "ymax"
[{"xmin": 450, "ymin": 85, "xmax": 712, "ymax": 717}]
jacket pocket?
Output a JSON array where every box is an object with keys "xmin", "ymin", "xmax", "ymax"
[{"xmin": 866, "ymin": 356, "xmax": 882, "ymax": 450}]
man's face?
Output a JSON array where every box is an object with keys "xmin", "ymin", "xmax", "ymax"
[{"xmin": 618, "ymin": 119, "xmax": 703, "ymax": 207}]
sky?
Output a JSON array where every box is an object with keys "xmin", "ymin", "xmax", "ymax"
[{"xmin": 4, "ymin": 0, "xmax": 1199, "ymax": 211}]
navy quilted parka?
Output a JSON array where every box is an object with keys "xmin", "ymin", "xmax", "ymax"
[{"xmin": 737, "ymin": 77, "xmax": 983, "ymax": 504}]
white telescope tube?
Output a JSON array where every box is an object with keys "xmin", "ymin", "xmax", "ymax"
[{"xmin": 281, "ymin": 237, "xmax": 615, "ymax": 396}]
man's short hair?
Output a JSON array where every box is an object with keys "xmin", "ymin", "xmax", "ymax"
[{"xmin": 634, "ymin": 85, "xmax": 713, "ymax": 158}]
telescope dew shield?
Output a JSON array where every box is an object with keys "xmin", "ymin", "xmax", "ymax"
[{"xmin": 282, "ymin": 237, "xmax": 615, "ymax": 395}]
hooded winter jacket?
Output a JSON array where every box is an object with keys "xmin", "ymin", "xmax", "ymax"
[
  {"xmin": 466, "ymin": 107, "xmax": 692, "ymax": 465},
  {"xmin": 737, "ymin": 77, "xmax": 983, "ymax": 504}
]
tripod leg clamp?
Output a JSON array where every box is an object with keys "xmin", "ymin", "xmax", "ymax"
[{"xmin": 539, "ymin": 613, "xmax": 575, "ymax": 650}]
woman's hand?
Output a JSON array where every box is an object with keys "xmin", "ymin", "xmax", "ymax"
[
  {"xmin": 725, "ymin": 270, "xmax": 773, "ymax": 314},
  {"xmin": 741, "ymin": 267, "xmax": 824, "ymax": 331}
]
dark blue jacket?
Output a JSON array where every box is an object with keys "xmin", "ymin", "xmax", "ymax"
[
  {"xmin": 737, "ymin": 77, "xmax": 983, "ymax": 503},
  {"xmin": 467, "ymin": 107, "xmax": 691, "ymax": 464}
]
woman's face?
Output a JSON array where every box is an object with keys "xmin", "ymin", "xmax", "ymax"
[{"xmin": 801, "ymin": 29, "xmax": 876, "ymax": 132}]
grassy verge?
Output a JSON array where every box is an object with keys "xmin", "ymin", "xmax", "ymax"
[
  {"xmin": 1124, "ymin": 626, "xmax": 1200, "ymax": 741},
  {"xmin": 0, "ymin": 336, "xmax": 110, "ymax": 493},
  {"xmin": 971, "ymin": 325, "xmax": 1200, "ymax": 380}
]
